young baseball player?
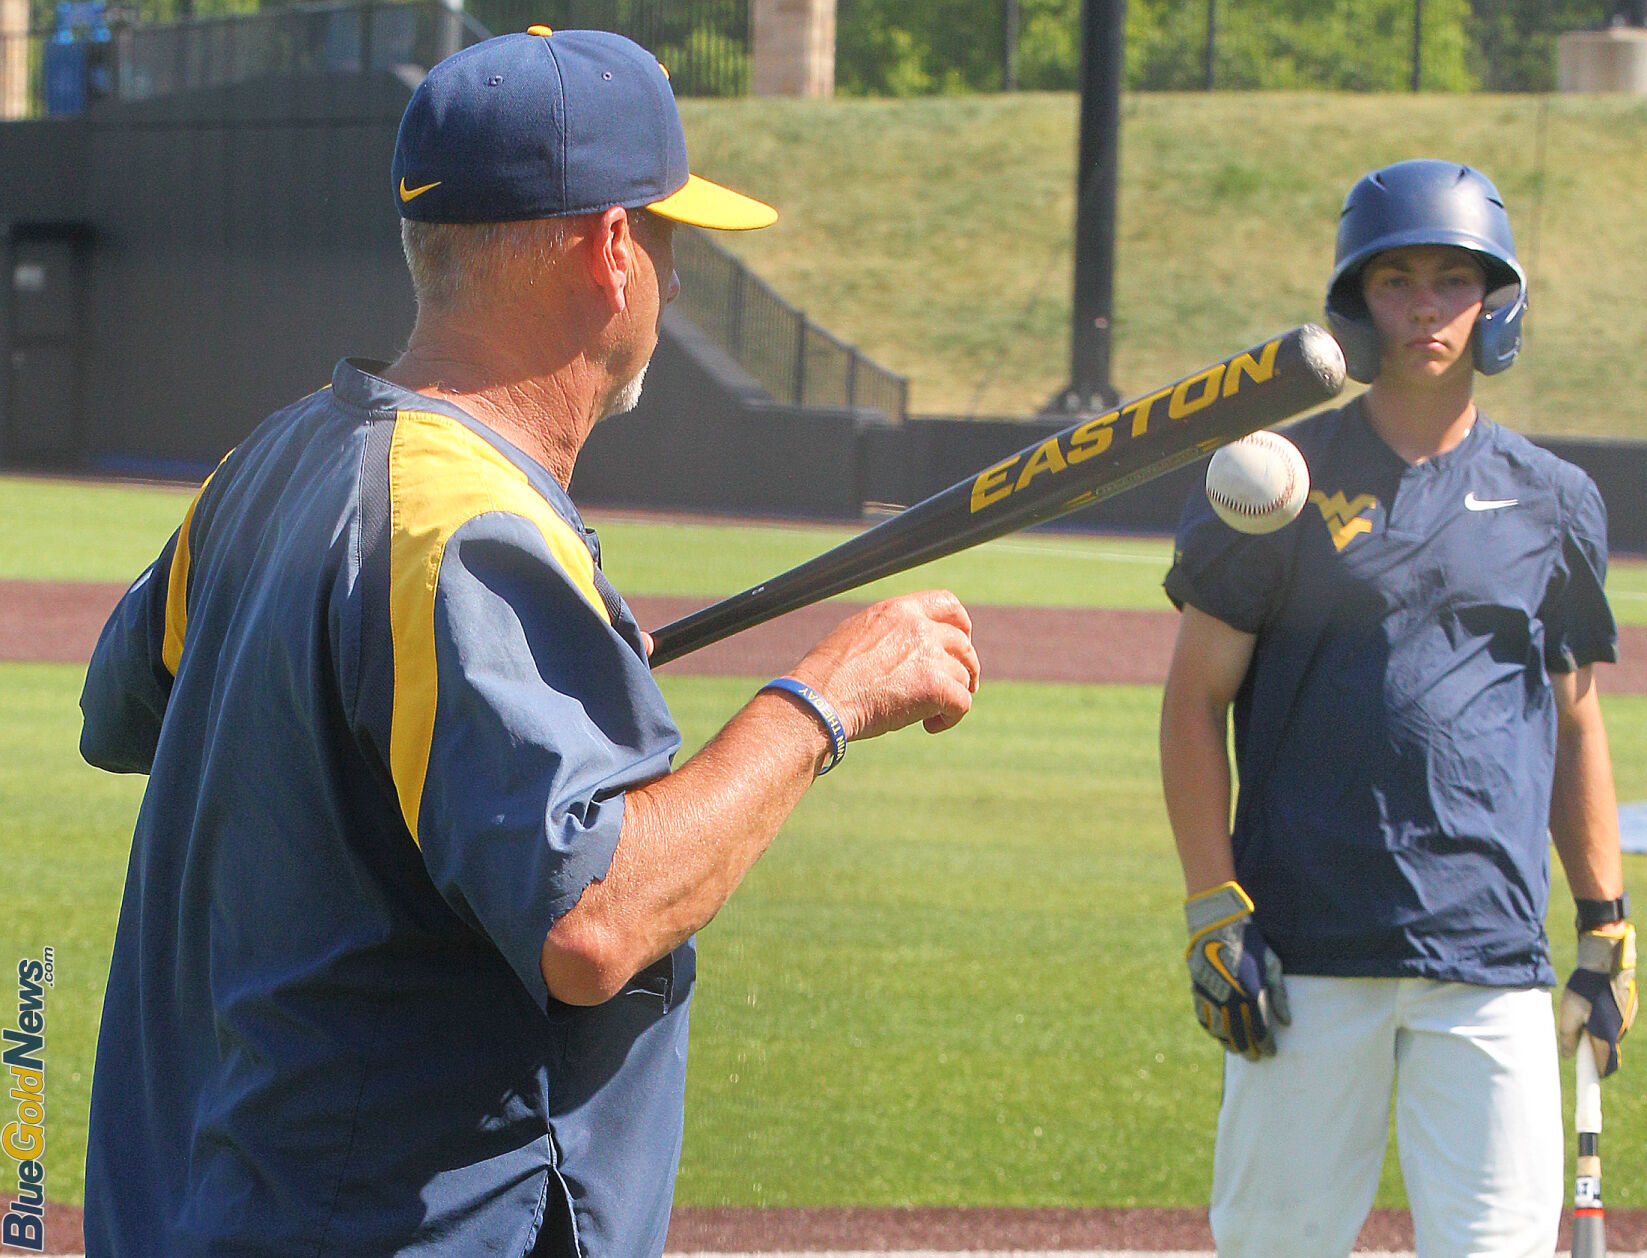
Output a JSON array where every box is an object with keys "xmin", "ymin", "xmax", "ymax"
[{"xmin": 1159, "ymin": 159, "xmax": 1637, "ymax": 1257}]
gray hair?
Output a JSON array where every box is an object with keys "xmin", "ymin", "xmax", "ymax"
[{"xmin": 400, "ymin": 217, "xmax": 573, "ymax": 310}]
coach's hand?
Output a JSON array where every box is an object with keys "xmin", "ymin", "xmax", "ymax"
[
  {"xmin": 791, "ymin": 590, "xmax": 980, "ymax": 741},
  {"xmin": 1560, "ymin": 916, "xmax": 1637, "ymax": 1078},
  {"xmin": 1185, "ymin": 881, "xmax": 1289, "ymax": 1060}
]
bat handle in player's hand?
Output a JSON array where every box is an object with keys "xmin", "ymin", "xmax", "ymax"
[
  {"xmin": 786, "ymin": 590, "xmax": 981, "ymax": 743},
  {"xmin": 1572, "ymin": 1030, "xmax": 1606, "ymax": 1258}
]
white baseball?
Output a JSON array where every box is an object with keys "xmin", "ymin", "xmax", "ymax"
[{"xmin": 1205, "ymin": 431, "xmax": 1309, "ymax": 535}]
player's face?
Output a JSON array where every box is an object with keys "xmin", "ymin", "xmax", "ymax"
[{"xmin": 1361, "ymin": 245, "xmax": 1486, "ymax": 385}]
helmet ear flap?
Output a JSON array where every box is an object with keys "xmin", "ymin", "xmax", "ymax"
[
  {"xmin": 1473, "ymin": 283, "xmax": 1526, "ymax": 376},
  {"xmin": 1326, "ymin": 309, "xmax": 1381, "ymax": 384}
]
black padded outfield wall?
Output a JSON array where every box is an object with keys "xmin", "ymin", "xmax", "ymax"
[{"xmin": 0, "ymin": 72, "xmax": 416, "ymax": 476}]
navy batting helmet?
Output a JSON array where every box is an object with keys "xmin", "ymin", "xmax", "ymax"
[{"xmin": 1325, "ymin": 159, "xmax": 1526, "ymax": 383}]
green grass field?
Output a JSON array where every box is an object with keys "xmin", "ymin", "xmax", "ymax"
[
  {"xmin": 3, "ymin": 474, "xmax": 1645, "ymax": 1211},
  {"xmin": 679, "ymin": 92, "xmax": 1647, "ymax": 436},
  {"xmin": 9, "ymin": 474, "xmax": 1647, "ymax": 621}
]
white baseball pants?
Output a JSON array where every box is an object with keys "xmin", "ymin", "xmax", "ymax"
[{"xmin": 1209, "ymin": 976, "xmax": 1562, "ymax": 1258}]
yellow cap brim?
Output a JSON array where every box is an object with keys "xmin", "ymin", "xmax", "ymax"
[{"xmin": 649, "ymin": 173, "xmax": 777, "ymax": 231}]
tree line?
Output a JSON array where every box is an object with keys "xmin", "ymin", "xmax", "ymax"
[
  {"xmin": 34, "ymin": 0, "xmax": 1635, "ymax": 95},
  {"xmin": 836, "ymin": 0, "xmax": 1627, "ymax": 94}
]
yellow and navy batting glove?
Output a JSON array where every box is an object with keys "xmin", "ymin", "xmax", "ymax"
[
  {"xmin": 1185, "ymin": 881, "xmax": 1290, "ymax": 1060},
  {"xmin": 1559, "ymin": 895, "xmax": 1637, "ymax": 1078}
]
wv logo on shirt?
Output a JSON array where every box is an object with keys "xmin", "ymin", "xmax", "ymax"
[{"xmin": 1309, "ymin": 491, "xmax": 1378, "ymax": 551}]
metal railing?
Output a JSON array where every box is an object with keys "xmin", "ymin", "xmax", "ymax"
[{"xmin": 675, "ymin": 225, "xmax": 907, "ymax": 422}]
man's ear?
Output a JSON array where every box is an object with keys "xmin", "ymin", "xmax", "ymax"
[{"xmin": 586, "ymin": 205, "xmax": 634, "ymax": 314}]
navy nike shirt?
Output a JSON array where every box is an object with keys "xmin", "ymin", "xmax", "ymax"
[{"xmin": 1166, "ymin": 398, "xmax": 1616, "ymax": 986}]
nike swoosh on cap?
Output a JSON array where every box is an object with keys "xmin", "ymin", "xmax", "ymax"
[
  {"xmin": 1464, "ymin": 492, "xmax": 1518, "ymax": 511},
  {"xmin": 399, "ymin": 178, "xmax": 442, "ymax": 203}
]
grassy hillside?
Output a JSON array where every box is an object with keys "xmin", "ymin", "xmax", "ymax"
[{"xmin": 678, "ymin": 92, "xmax": 1647, "ymax": 437}]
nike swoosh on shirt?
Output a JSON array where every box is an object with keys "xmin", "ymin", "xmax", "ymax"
[{"xmin": 1464, "ymin": 492, "xmax": 1518, "ymax": 512}]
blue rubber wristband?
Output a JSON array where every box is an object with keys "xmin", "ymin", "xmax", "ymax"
[{"xmin": 760, "ymin": 677, "xmax": 847, "ymax": 774}]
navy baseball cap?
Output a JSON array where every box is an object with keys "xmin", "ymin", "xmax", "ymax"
[{"xmin": 393, "ymin": 27, "xmax": 776, "ymax": 230}]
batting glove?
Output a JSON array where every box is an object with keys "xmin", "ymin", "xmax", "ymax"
[
  {"xmin": 1185, "ymin": 881, "xmax": 1290, "ymax": 1060},
  {"xmin": 1560, "ymin": 901, "xmax": 1637, "ymax": 1078}
]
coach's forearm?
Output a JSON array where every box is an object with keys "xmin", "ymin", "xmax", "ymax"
[
  {"xmin": 1550, "ymin": 666, "xmax": 1625, "ymax": 903},
  {"xmin": 540, "ymin": 691, "xmax": 830, "ymax": 1004}
]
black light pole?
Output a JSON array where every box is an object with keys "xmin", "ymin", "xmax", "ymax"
[
  {"xmin": 1051, "ymin": 0, "xmax": 1125, "ymax": 413},
  {"xmin": 1411, "ymin": 0, "xmax": 1422, "ymax": 90},
  {"xmin": 1004, "ymin": 0, "xmax": 1019, "ymax": 90},
  {"xmin": 1204, "ymin": 0, "xmax": 1216, "ymax": 90}
]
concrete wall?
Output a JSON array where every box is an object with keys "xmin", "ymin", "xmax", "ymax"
[
  {"xmin": 1559, "ymin": 27, "xmax": 1647, "ymax": 93},
  {"xmin": 751, "ymin": 0, "xmax": 835, "ymax": 97},
  {"xmin": 0, "ymin": 0, "xmax": 27, "ymax": 121}
]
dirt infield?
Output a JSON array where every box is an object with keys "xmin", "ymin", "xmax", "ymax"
[
  {"xmin": 11, "ymin": 580, "xmax": 1647, "ymax": 692},
  {"xmin": 1, "ymin": 581, "xmax": 1175, "ymax": 681},
  {"xmin": 26, "ymin": 1202, "xmax": 1647, "ymax": 1254}
]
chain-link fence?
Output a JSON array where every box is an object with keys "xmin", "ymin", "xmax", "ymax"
[
  {"xmin": 119, "ymin": 0, "xmax": 484, "ymax": 99},
  {"xmin": 466, "ymin": 0, "xmax": 748, "ymax": 95},
  {"xmin": 13, "ymin": 0, "xmax": 1639, "ymax": 110},
  {"xmin": 836, "ymin": 0, "xmax": 1634, "ymax": 95},
  {"xmin": 674, "ymin": 226, "xmax": 907, "ymax": 421},
  {"xmin": 0, "ymin": 0, "xmax": 750, "ymax": 118},
  {"xmin": 0, "ymin": 0, "xmax": 491, "ymax": 117}
]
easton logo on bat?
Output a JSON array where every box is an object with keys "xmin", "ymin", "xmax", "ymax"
[{"xmin": 967, "ymin": 337, "xmax": 1284, "ymax": 515}]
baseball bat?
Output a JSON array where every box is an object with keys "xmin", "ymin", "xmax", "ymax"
[
  {"xmin": 647, "ymin": 323, "xmax": 1346, "ymax": 667},
  {"xmin": 1573, "ymin": 1032, "xmax": 1606, "ymax": 1258}
]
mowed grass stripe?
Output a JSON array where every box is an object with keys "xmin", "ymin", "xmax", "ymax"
[
  {"xmin": 10, "ymin": 662, "xmax": 1645, "ymax": 1209},
  {"xmin": 8, "ymin": 476, "xmax": 1647, "ymax": 621}
]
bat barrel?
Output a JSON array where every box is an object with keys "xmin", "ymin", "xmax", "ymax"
[{"xmin": 648, "ymin": 324, "xmax": 1346, "ymax": 667}]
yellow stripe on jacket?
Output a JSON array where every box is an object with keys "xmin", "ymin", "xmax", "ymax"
[
  {"xmin": 160, "ymin": 474, "xmax": 217, "ymax": 676},
  {"xmin": 386, "ymin": 410, "xmax": 610, "ymax": 844}
]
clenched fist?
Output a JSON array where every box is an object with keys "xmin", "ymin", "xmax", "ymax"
[{"xmin": 790, "ymin": 590, "xmax": 981, "ymax": 742}]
